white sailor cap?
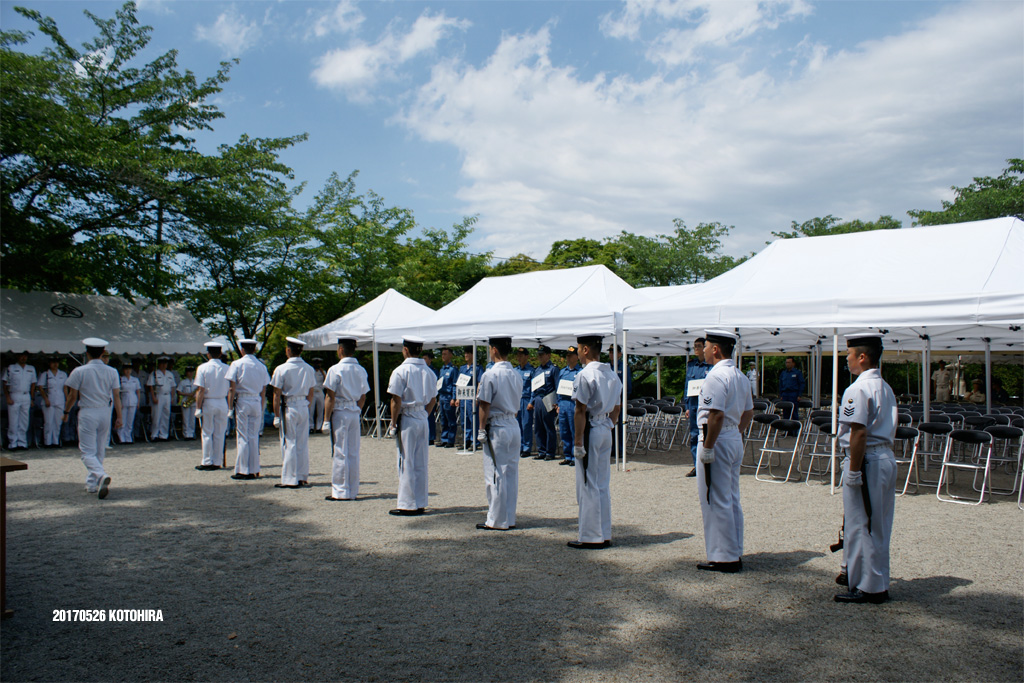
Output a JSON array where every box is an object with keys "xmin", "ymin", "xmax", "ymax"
[
  {"xmin": 238, "ymin": 338, "xmax": 257, "ymax": 346},
  {"xmin": 336, "ymin": 337, "xmax": 358, "ymax": 346},
  {"xmin": 488, "ymin": 336, "xmax": 512, "ymax": 346},
  {"xmin": 844, "ymin": 331, "xmax": 884, "ymax": 349},
  {"xmin": 82, "ymin": 337, "xmax": 108, "ymax": 348},
  {"xmin": 403, "ymin": 335, "xmax": 425, "ymax": 345},
  {"xmin": 285, "ymin": 336, "xmax": 305, "ymax": 347},
  {"xmin": 704, "ymin": 329, "xmax": 739, "ymax": 345},
  {"xmin": 204, "ymin": 341, "xmax": 223, "ymax": 349}
]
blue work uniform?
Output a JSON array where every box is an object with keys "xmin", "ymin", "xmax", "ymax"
[
  {"xmin": 779, "ymin": 367, "xmax": 805, "ymax": 419},
  {"xmin": 458, "ymin": 363, "xmax": 484, "ymax": 448},
  {"xmin": 437, "ymin": 362, "xmax": 458, "ymax": 446},
  {"xmin": 685, "ymin": 356, "xmax": 711, "ymax": 463},
  {"xmin": 531, "ymin": 361, "xmax": 558, "ymax": 458},
  {"xmin": 424, "ymin": 362, "xmax": 439, "ymax": 443},
  {"xmin": 516, "ymin": 362, "xmax": 535, "ymax": 454},
  {"xmin": 557, "ymin": 363, "xmax": 582, "ymax": 462}
]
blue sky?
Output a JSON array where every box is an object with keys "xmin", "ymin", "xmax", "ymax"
[{"xmin": 3, "ymin": 0, "xmax": 1022, "ymax": 262}]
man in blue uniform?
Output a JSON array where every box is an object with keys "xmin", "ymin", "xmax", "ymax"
[
  {"xmin": 458, "ymin": 347, "xmax": 483, "ymax": 450},
  {"xmin": 778, "ymin": 357, "xmax": 805, "ymax": 419},
  {"xmin": 556, "ymin": 346, "xmax": 583, "ymax": 466},
  {"xmin": 530, "ymin": 345, "xmax": 559, "ymax": 461},
  {"xmin": 437, "ymin": 348, "xmax": 458, "ymax": 448},
  {"xmin": 685, "ymin": 338, "xmax": 711, "ymax": 477},
  {"xmin": 421, "ymin": 349, "xmax": 438, "ymax": 445},
  {"xmin": 515, "ymin": 348, "xmax": 535, "ymax": 458}
]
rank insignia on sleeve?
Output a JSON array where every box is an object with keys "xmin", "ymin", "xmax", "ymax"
[
  {"xmin": 843, "ymin": 406, "xmax": 855, "ymax": 416},
  {"xmin": 703, "ymin": 396, "xmax": 712, "ymax": 405}
]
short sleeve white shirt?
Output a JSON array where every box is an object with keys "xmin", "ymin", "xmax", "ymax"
[
  {"xmin": 387, "ymin": 358, "xmax": 438, "ymax": 410},
  {"xmin": 270, "ymin": 357, "xmax": 316, "ymax": 397},
  {"xmin": 66, "ymin": 359, "xmax": 119, "ymax": 409},
  {"xmin": 194, "ymin": 359, "xmax": 230, "ymax": 399},
  {"xmin": 477, "ymin": 361, "xmax": 521, "ymax": 416},
  {"xmin": 696, "ymin": 359, "xmax": 753, "ymax": 429},
  {"xmin": 324, "ymin": 357, "xmax": 370, "ymax": 409},
  {"xmin": 225, "ymin": 355, "xmax": 271, "ymax": 396},
  {"xmin": 572, "ymin": 361, "xmax": 623, "ymax": 419},
  {"xmin": 837, "ymin": 368, "xmax": 897, "ymax": 449}
]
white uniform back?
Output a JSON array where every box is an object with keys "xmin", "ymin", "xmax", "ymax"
[
  {"xmin": 478, "ymin": 361, "xmax": 521, "ymax": 417},
  {"xmin": 194, "ymin": 359, "xmax": 230, "ymax": 398},
  {"xmin": 838, "ymin": 368, "xmax": 897, "ymax": 449},
  {"xmin": 226, "ymin": 354, "xmax": 271, "ymax": 396},
  {"xmin": 324, "ymin": 358, "xmax": 370, "ymax": 408},
  {"xmin": 387, "ymin": 358, "xmax": 438, "ymax": 413},
  {"xmin": 696, "ymin": 359, "xmax": 753, "ymax": 430},
  {"xmin": 66, "ymin": 360, "xmax": 119, "ymax": 408},
  {"xmin": 270, "ymin": 357, "xmax": 315, "ymax": 399},
  {"xmin": 572, "ymin": 362, "xmax": 622, "ymax": 422}
]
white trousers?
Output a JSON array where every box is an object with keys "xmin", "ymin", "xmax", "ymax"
[
  {"xmin": 331, "ymin": 408, "xmax": 361, "ymax": 499},
  {"xmin": 842, "ymin": 450, "xmax": 897, "ymax": 593},
  {"xmin": 576, "ymin": 416, "xmax": 613, "ymax": 543},
  {"xmin": 43, "ymin": 401, "xmax": 65, "ymax": 445},
  {"xmin": 151, "ymin": 394, "xmax": 171, "ymax": 438},
  {"xmin": 6, "ymin": 394, "xmax": 30, "ymax": 447},
  {"xmin": 935, "ymin": 387, "xmax": 951, "ymax": 402},
  {"xmin": 200, "ymin": 398, "xmax": 228, "ymax": 467},
  {"xmin": 78, "ymin": 406, "xmax": 111, "ymax": 490},
  {"xmin": 396, "ymin": 412, "xmax": 429, "ymax": 510},
  {"xmin": 483, "ymin": 416, "xmax": 521, "ymax": 529},
  {"xmin": 181, "ymin": 404, "xmax": 196, "ymax": 438},
  {"xmin": 280, "ymin": 399, "xmax": 309, "ymax": 485},
  {"xmin": 697, "ymin": 429, "xmax": 744, "ymax": 562},
  {"xmin": 234, "ymin": 397, "xmax": 263, "ymax": 475},
  {"xmin": 118, "ymin": 404, "xmax": 137, "ymax": 443},
  {"xmin": 309, "ymin": 390, "xmax": 325, "ymax": 432}
]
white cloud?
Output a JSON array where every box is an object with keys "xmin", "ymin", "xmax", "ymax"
[
  {"xmin": 311, "ymin": 11, "xmax": 470, "ymax": 101},
  {"xmin": 309, "ymin": 0, "xmax": 364, "ymax": 38},
  {"xmin": 400, "ymin": 3, "xmax": 1023, "ymax": 258},
  {"xmin": 195, "ymin": 7, "xmax": 262, "ymax": 57}
]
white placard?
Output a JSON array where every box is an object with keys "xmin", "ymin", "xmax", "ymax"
[
  {"xmin": 542, "ymin": 392, "xmax": 557, "ymax": 413},
  {"xmin": 436, "ymin": 377, "xmax": 443, "ymax": 390},
  {"xmin": 530, "ymin": 374, "xmax": 545, "ymax": 392},
  {"xmin": 687, "ymin": 379, "xmax": 705, "ymax": 397},
  {"xmin": 556, "ymin": 379, "xmax": 574, "ymax": 397},
  {"xmin": 456, "ymin": 386, "xmax": 475, "ymax": 401},
  {"xmin": 456, "ymin": 373, "xmax": 471, "ymax": 387}
]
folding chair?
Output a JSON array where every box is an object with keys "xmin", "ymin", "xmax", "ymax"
[
  {"xmin": 937, "ymin": 429, "xmax": 994, "ymax": 505},
  {"xmin": 773, "ymin": 400, "xmax": 796, "ymax": 421},
  {"xmin": 983, "ymin": 425, "xmax": 1023, "ymax": 496},
  {"xmin": 799, "ymin": 416, "xmax": 836, "ymax": 486},
  {"xmin": 743, "ymin": 412, "xmax": 779, "ymax": 469},
  {"xmin": 647, "ymin": 405, "xmax": 684, "ymax": 452},
  {"xmin": 625, "ymin": 407, "xmax": 648, "ymax": 452},
  {"xmin": 963, "ymin": 415, "xmax": 996, "ymax": 431},
  {"xmin": 915, "ymin": 421, "xmax": 953, "ymax": 487},
  {"xmin": 893, "ymin": 426, "xmax": 921, "ymax": 495},
  {"xmin": 754, "ymin": 419, "xmax": 803, "ymax": 483},
  {"xmin": 985, "ymin": 414, "xmax": 1011, "ymax": 426}
]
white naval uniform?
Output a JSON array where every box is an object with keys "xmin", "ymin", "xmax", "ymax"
[
  {"xmin": 387, "ymin": 358, "xmax": 438, "ymax": 511},
  {"xmin": 118, "ymin": 375, "xmax": 142, "ymax": 443},
  {"xmin": 146, "ymin": 369, "xmax": 175, "ymax": 439},
  {"xmin": 3, "ymin": 363, "xmax": 37, "ymax": 448},
  {"xmin": 838, "ymin": 367, "xmax": 898, "ymax": 594},
  {"xmin": 309, "ymin": 368, "xmax": 326, "ymax": 433},
  {"xmin": 573, "ymin": 361, "xmax": 623, "ymax": 544},
  {"xmin": 478, "ymin": 360, "xmax": 523, "ymax": 529},
  {"xmin": 37, "ymin": 369, "xmax": 68, "ymax": 446},
  {"xmin": 324, "ymin": 357, "xmax": 369, "ymax": 499},
  {"xmin": 696, "ymin": 358, "xmax": 753, "ymax": 563},
  {"xmin": 931, "ymin": 368, "xmax": 952, "ymax": 403},
  {"xmin": 65, "ymin": 360, "xmax": 119, "ymax": 491},
  {"xmin": 225, "ymin": 355, "xmax": 270, "ymax": 476},
  {"xmin": 194, "ymin": 358, "xmax": 230, "ymax": 467},
  {"xmin": 176, "ymin": 378, "xmax": 196, "ymax": 438},
  {"xmin": 270, "ymin": 357, "xmax": 315, "ymax": 485}
]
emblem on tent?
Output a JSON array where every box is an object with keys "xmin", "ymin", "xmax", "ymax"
[{"xmin": 51, "ymin": 303, "xmax": 84, "ymax": 319}]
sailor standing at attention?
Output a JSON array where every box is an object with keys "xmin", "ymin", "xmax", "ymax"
[
  {"xmin": 224, "ymin": 339, "xmax": 270, "ymax": 477},
  {"xmin": 514, "ymin": 348, "xmax": 535, "ymax": 458},
  {"xmin": 309, "ymin": 358, "xmax": 326, "ymax": 435},
  {"xmin": 147, "ymin": 356, "xmax": 176, "ymax": 441},
  {"xmin": 421, "ymin": 349, "xmax": 439, "ymax": 445},
  {"xmin": 63, "ymin": 338, "xmax": 122, "ymax": 498},
  {"xmin": 530, "ymin": 346, "xmax": 559, "ymax": 461},
  {"xmin": 475, "ymin": 337, "xmax": 522, "ymax": 531},
  {"xmin": 36, "ymin": 357, "xmax": 68, "ymax": 448},
  {"xmin": 270, "ymin": 337, "xmax": 316, "ymax": 489},
  {"xmin": 457, "ymin": 347, "xmax": 483, "ymax": 450},
  {"xmin": 193, "ymin": 342, "xmax": 230, "ymax": 470},
  {"xmin": 684, "ymin": 338, "xmax": 711, "ymax": 477},
  {"xmin": 322, "ymin": 337, "xmax": 370, "ymax": 501},
  {"xmin": 694, "ymin": 330, "xmax": 754, "ymax": 573},
  {"xmin": 118, "ymin": 361, "xmax": 142, "ymax": 444},
  {"xmin": 556, "ymin": 346, "xmax": 583, "ymax": 466},
  {"xmin": 569, "ymin": 335, "xmax": 622, "ymax": 549},
  {"xmin": 386, "ymin": 336, "xmax": 438, "ymax": 516},
  {"xmin": 176, "ymin": 366, "xmax": 198, "ymax": 439},
  {"xmin": 3, "ymin": 351, "xmax": 36, "ymax": 449},
  {"xmin": 437, "ymin": 348, "xmax": 458, "ymax": 448},
  {"xmin": 834, "ymin": 332, "xmax": 898, "ymax": 604}
]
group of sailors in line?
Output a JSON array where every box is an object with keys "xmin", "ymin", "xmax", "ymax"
[{"xmin": 56, "ymin": 327, "xmax": 899, "ymax": 604}]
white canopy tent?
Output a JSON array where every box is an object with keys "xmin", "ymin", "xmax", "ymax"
[
  {"xmin": 297, "ymin": 288, "xmax": 435, "ymax": 437},
  {"xmin": 0, "ymin": 289, "xmax": 209, "ymax": 356}
]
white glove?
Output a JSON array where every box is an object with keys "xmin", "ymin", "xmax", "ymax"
[
  {"xmin": 228, "ymin": 408, "xmax": 235, "ymax": 420},
  {"xmin": 573, "ymin": 446, "xmax": 586, "ymax": 458},
  {"xmin": 476, "ymin": 429, "xmax": 487, "ymax": 443},
  {"xmin": 321, "ymin": 421, "xmax": 332, "ymax": 434},
  {"xmin": 273, "ymin": 416, "xmax": 281, "ymax": 428},
  {"xmin": 698, "ymin": 444, "xmax": 716, "ymax": 464},
  {"xmin": 194, "ymin": 408, "xmax": 202, "ymax": 418},
  {"xmin": 385, "ymin": 425, "xmax": 396, "ymax": 438},
  {"xmin": 844, "ymin": 469, "xmax": 863, "ymax": 487}
]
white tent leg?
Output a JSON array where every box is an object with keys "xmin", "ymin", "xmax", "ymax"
[
  {"xmin": 372, "ymin": 332, "xmax": 381, "ymax": 438},
  {"xmin": 622, "ymin": 331, "xmax": 628, "ymax": 470},
  {"xmin": 923, "ymin": 335, "xmax": 931, "ymax": 421},
  {"xmin": 656, "ymin": 356, "xmax": 662, "ymax": 400},
  {"xmin": 831, "ymin": 330, "xmax": 839, "ymax": 495},
  {"xmin": 985, "ymin": 338, "xmax": 992, "ymax": 414}
]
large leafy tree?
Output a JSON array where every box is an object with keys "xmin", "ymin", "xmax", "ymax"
[
  {"xmin": 771, "ymin": 214, "xmax": 901, "ymax": 240},
  {"xmin": 908, "ymin": 159, "xmax": 1024, "ymax": 225},
  {"xmin": 388, "ymin": 217, "xmax": 492, "ymax": 309}
]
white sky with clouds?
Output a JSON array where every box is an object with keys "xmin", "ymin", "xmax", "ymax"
[{"xmin": 4, "ymin": 0, "xmax": 1022, "ymax": 261}]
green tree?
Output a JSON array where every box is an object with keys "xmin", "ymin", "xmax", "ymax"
[
  {"xmin": 603, "ymin": 220, "xmax": 737, "ymax": 286},
  {"xmin": 771, "ymin": 214, "xmax": 901, "ymax": 240},
  {"xmin": 543, "ymin": 238, "xmax": 609, "ymax": 268},
  {"xmin": 388, "ymin": 217, "xmax": 491, "ymax": 309},
  {"xmin": 488, "ymin": 253, "xmax": 548, "ymax": 277},
  {"xmin": 908, "ymin": 159, "xmax": 1024, "ymax": 225}
]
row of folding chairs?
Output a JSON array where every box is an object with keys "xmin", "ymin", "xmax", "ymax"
[{"xmin": 626, "ymin": 399, "xmax": 687, "ymax": 454}]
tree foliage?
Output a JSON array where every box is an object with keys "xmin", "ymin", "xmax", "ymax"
[
  {"xmin": 771, "ymin": 214, "xmax": 901, "ymax": 241},
  {"xmin": 908, "ymin": 159, "xmax": 1024, "ymax": 225}
]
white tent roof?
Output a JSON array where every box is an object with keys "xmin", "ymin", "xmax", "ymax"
[
  {"xmin": 379, "ymin": 265, "xmax": 648, "ymax": 349},
  {"xmin": 297, "ymin": 288, "xmax": 434, "ymax": 351},
  {"xmin": 623, "ymin": 217, "xmax": 1024, "ymax": 354},
  {"xmin": 1, "ymin": 289, "xmax": 210, "ymax": 355}
]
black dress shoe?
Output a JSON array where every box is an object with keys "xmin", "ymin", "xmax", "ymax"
[
  {"xmin": 230, "ymin": 473, "xmax": 249, "ymax": 480},
  {"xmin": 836, "ymin": 570, "xmax": 849, "ymax": 586},
  {"xmin": 274, "ymin": 483, "xmax": 301, "ymax": 489},
  {"xmin": 834, "ymin": 589, "xmax": 888, "ymax": 604},
  {"xmin": 697, "ymin": 560, "xmax": 742, "ymax": 573},
  {"xmin": 532, "ymin": 454, "xmax": 547, "ymax": 460},
  {"xmin": 544, "ymin": 455, "xmax": 558, "ymax": 461},
  {"xmin": 559, "ymin": 459, "xmax": 572, "ymax": 465},
  {"xmin": 567, "ymin": 540, "xmax": 607, "ymax": 550},
  {"xmin": 476, "ymin": 523, "xmax": 511, "ymax": 530},
  {"xmin": 568, "ymin": 460, "xmax": 576, "ymax": 467},
  {"xmin": 686, "ymin": 468, "xmax": 697, "ymax": 477},
  {"xmin": 520, "ymin": 452, "xmax": 532, "ymax": 458},
  {"xmin": 325, "ymin": 496, "xmax": 354, "ymax": 501},
  {"xmin": 195, "ymin": 465, "xmax": 217, "ymax": 471},
  {"xmin": 389, "ymin": 508, "xmax": 424, "ymax": 516}
]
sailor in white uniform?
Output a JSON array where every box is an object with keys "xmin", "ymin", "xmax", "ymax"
[
  {"xmin": 322, "ymin": 337, "xmax": 369, "ymax": 501},
  {"xmin": 695, "ymin": 330, "xmax": 754, "ymax": 573},
  {"xmin": 569, "ymin": 335, "xmax": 623, "ymax": 549},
  {"xmin": 3, "ymin": 352, "xmax": 37, "ymax": 449},
  {"xmin": 475, "ymin": 337, "xmax": 523, "ymax": 531},
  {"xmin": 386, "ymin": 337, "xmax": 438, "ymax": 515},
  {"xmin": 36, "ymin": 357, "xmax": 67, "ymax": 447},
  {"xmin": 194, "ymin": 342, "xmax": 230, "ymax": 469},
  {"xmin": 834, "ymin": 332, "xmax": 898, "ymax": 604},
  {"xmin": 309, "ymin": 358, "xmax": 326, "ymax": 435},
  {"xmin": 176, "ymin": 366, "xmax": 198, "ymax": 439},
  {"xmin": 118, "ymin": 361, "xmax": 142, "ymax": 443},
  {"xmin": 146, "ymin": 356, "xmax": 175, "ymax": 440},
  {"xmin": 270, "ymin": 337, "xmax": 315, "ymax": 488},
  {"xmin": 224, "ymin": 339, "xmax": 271, "ymax": 478},
  {"xmin": 63, "ymin": 338, "xmax": 122, "ymax": 498}
]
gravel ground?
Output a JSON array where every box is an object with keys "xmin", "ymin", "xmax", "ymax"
[{"xmin": 1, "ymin": 432, "xmax": 1021, "ymax": 682}]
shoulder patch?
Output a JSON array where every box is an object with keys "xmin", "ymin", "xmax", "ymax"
[
  {"xmin": 702, "ymin": 396, "xmax": 712, "ymax": 405},
  {"xmin": 843, "ymin": 406, "xmax": 855, "ymax": 416}
]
